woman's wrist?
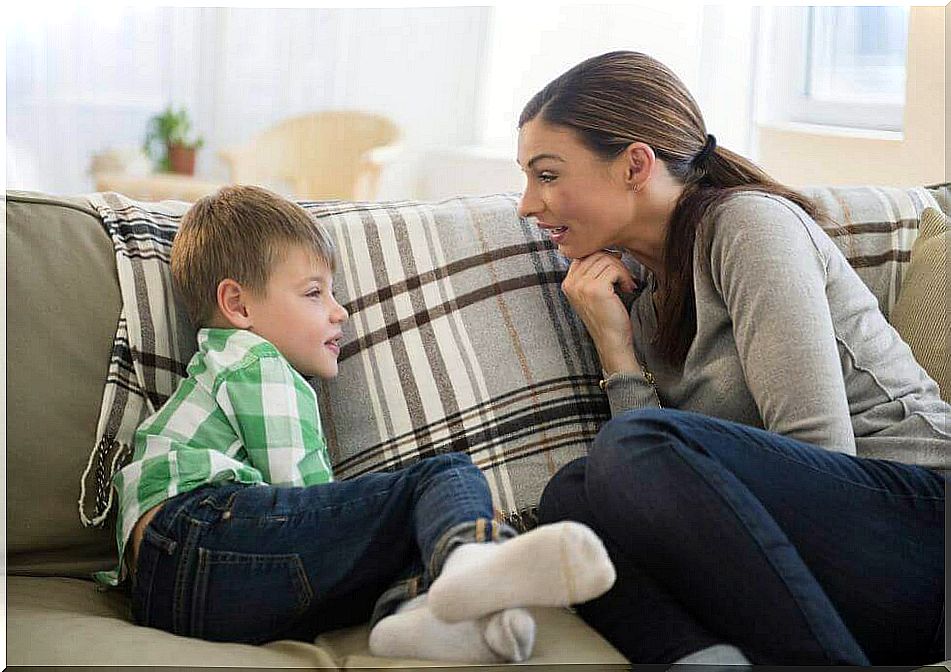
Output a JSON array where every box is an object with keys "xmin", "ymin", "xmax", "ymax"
[{"xmin": 596, "ymin": 348, "xmax": 642, "ymax": 377}]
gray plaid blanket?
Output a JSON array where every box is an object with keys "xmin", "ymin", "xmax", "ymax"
[{"xmin": 79, "ymin": 186, "xmax": 942, "ymax": 529}]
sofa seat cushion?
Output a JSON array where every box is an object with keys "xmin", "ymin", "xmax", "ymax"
[
  {"xmin": 316, "ymin": 605, "xmax": 629, "ymax": 668},
  {"xmin": 8, "ymin": 576, "xmax": 627, "ymax": 667},
  {"xmin": 7, "ymin": 576, "xmax": 338, "ymax": 667}
]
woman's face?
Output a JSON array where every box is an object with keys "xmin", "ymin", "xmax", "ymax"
[{"xmin": 516, "ymin": 118, "xmax": 633, "ymax": 259}]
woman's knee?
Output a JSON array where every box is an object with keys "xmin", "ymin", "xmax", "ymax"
[
  {"xmin": 538, "ymin": 457, "xmax": 592, "ymax": 526},
  {"xmin": 588, "ymin": 408, "xmax": 694, "ymax": 491}
]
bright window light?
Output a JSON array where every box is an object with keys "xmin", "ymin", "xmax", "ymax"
[
  {"xmin": 804, "ymin": 6, "xmax": 909, "ymax": 107},
  {"xmin": 764, "ymin": 5, "xmax": 911, "ymax": 132}
]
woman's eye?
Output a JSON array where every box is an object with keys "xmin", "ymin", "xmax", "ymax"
[{"xmin": 538, "ymin": 172, "xmax": 557, "ymax": 183}]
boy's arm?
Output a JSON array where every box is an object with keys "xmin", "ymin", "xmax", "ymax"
[{"xmin": 216, "ymin": 354, "xmax": 334, "ymax": 486}]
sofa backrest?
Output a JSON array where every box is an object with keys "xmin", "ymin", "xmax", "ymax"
[
  {"xmin": 801, "ymin": 185, "xmax": 944, "ymax": 320},
  {"xmin": 6, "ymin": 183, "xmax": 948, "ymax": 578},
  {"xmin": 7, "ymin": 192, "xmax": 123, "ymax": 576}
]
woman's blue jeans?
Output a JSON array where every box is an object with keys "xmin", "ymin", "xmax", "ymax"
[
  {"xmin": 538, "ymin": 408, "xmax": 945, "ymax": 665},
  {"xmin": 131, "ymin": 452, "xmax": 512, "ymax": 643}
]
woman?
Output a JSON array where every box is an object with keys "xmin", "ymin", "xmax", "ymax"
[{"xmin": 517, "ymin": 51, "xmax": 949, "ymax": 665}]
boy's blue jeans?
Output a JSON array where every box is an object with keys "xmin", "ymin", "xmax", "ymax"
[
  {"xmin": 131, "ymin": 452, "xmax": 514, "ymax": 644},
  {"xmin": 539, "ymin": 408, "xmax": 945, "ymax": 665}
]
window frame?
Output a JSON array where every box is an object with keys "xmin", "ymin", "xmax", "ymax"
[{"xmin": 767, "ymin": 6, "xmax": 907, "ymax": 133}]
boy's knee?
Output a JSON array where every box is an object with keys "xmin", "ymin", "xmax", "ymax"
[{"xmin": 418, "ymin": 451, "xmax": 475, "ymax": 475}]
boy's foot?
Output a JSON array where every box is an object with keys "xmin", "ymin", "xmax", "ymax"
[
  {"xmin": 427, "ymin": 521, "xmax": 616, "ymax": 622},
  {"xmin": 368, "ymin": 594, "xmax": 535, "ymax": 663}
]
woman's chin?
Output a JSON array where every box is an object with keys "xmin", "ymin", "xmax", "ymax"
[{"xmin": 557, "ymin": 242, "xmax": 598, "ymax": 260}]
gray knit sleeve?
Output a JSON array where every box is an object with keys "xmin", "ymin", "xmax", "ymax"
[
  {"xmin": 602, "ymin": 370, "xmax": 662, "ymax": 417},
  {"xmin": 707, "ymin": 194, "xmax": 856, "ymax": 454}
]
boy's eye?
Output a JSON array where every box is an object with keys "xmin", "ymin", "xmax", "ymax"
[
  {"xmin": 538, "ymin": 172, "xmax": 557, "ymax": 183},
  {"xmin": 307, "ymin": 289, "xmax": 322, "ymax": 298}
]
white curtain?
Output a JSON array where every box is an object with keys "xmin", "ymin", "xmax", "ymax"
[{"xmin": 6, "ymin": 5, "xmax": 491, "ymax": 195}]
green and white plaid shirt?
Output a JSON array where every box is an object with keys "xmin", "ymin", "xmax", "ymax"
[{"xmin": 96, "ymin": 328, "xmax": 334, "ymax": 586}]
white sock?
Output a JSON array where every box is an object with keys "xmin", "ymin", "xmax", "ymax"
[
  {"xmin": 427, "ymin": 521, "xmax": 616, "ymax": 622},
  {"xmin": 368, "ymin": 594, "xmax": 536, "ymax": 663},
  {"xmin": 672, "ymin": 644, "xmax": 751, "ymax": 665}
]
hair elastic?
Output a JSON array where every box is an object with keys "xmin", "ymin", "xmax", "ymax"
[{"xmin": 693, "ymin": 134, "xmax": 717, "ymax": 167}]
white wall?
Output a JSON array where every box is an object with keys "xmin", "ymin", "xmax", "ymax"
[
  {"xmin": 392, "ymin": 4, "xmax": 760, "ymax": 201},
  {"xmin": 479, "ymin": 4, "xmax": 705, "ymax": 152}
]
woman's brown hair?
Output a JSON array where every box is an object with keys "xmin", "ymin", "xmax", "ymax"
[{"xmin": 519, "ymin": 50, "xmax": 826, "ymax": 365}]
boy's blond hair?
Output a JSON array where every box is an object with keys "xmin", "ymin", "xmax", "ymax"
[{"xmin": 171, "ymin": 184, "xmax": 336, "ymax": 328}]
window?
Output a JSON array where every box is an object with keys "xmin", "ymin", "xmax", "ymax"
[{"xmin": 765, "ymin": 6, "xmax": 910, "ymax": 132}]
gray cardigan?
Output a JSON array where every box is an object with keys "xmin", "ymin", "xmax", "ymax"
[{"xmin": 602, "ymin": 192, "xmax": 950, "ymax": 470}]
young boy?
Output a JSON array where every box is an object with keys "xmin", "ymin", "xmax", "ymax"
[{"xmin": 106, "ymin": 185, "xmax": 615, "ymax": 662}]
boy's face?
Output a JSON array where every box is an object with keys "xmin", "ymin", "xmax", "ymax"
[{"xmin": 245, "ymin": 246, "xmax": 348, "ymax": 379}]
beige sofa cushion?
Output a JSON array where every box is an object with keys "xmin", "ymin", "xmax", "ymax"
[
  {"xmin": 6, "ymin": 191, "xmax": 122, "ymax": 577},
  {"xmin": 890, "ymin": 207, "xmax": 950, "ymax": 402},
  {"xmin": 8, "ymin": 576, "xmax": 627, "ymax": 667},
  {"xmin": 7, "ymin": 576, "xmax": 338, "ymax": 667},
  {"xmin": 319, "ymin": 605, "xmax": 628, "ymax": 668}
]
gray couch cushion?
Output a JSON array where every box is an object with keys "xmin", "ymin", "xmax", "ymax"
[
  {"xmin": 889, "ymin": 207, "xmax": 950, "ymax": 402},
  {"xmin": 6, "ymin": 191, "xmax": 121, "ymax": 577},
  {"xmin": 323, "ymin": 605, "xmax": 629, "ymax": 668}
]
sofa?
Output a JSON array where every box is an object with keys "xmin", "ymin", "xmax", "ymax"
[{"xmin": 6, "ymin": 183, "xmax": 949, "ymax": 669}]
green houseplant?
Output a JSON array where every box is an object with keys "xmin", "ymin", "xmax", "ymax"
[{"xmin": 143, "ymin": 105, "xmax": 205, "ymax": 175}]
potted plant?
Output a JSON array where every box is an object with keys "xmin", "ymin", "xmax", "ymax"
[{"xmin": 143, "ymin": 105, "xmax": 205, "ymax": 175}]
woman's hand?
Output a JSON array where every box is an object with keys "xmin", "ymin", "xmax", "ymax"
[{"xmin": 562, "ymin": 252, "xmax": 643, "ymax": 376}]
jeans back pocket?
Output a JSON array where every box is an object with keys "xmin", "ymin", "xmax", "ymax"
[{"xmin": 190, "ymin": 548, "xmax": 314, "ymax": 644}]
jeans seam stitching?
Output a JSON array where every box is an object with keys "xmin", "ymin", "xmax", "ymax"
[
  {"xmin": 192, "ymin": 546, "xmax": 209, "ymax": 639},
  {"xmin": 173, "ymin": 519, "xmax": 201, "ymax": 636}
]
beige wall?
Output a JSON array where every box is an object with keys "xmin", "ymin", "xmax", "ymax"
[{"xmin": 757, "ymin": 6, "xmax": 947, "ymax": 188}]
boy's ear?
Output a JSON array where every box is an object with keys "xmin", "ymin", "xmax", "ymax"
[{"xmin": 216, "ymin": 279, "xmax": 254, "ymax": 329}]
